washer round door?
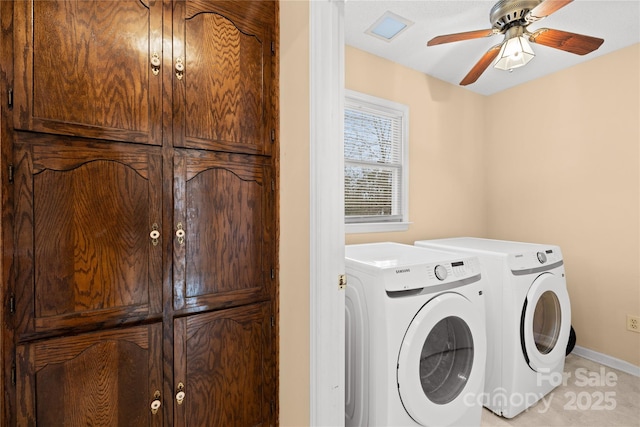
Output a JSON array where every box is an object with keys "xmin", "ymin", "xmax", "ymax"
[
  {"xmin": 397, "ymin": 292, "xmax": 486, "ymax": 426},
  {"xmin": 521, "ymin": 272, "xmax": 571, "ymax": 371}
]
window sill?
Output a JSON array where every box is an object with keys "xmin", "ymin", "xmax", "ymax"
[{"xmin": 345, "ymin": 221, "xmax": 411, "ymax": 234}]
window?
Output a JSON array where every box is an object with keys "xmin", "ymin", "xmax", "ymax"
[{"xmin": 344, "ymin": 90, "xmax": 409, "ymax": 233}]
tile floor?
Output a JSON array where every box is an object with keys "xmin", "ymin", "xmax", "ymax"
[{"xmin": 480, "ymin": 354, "xmax": 640, "ymax": 427}]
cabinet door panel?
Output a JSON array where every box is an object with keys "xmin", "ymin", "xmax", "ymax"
[
  {"xmin": 173, "ymin": 0, "xmax": 275, "ymax": 155},
  {"xmin": 173, "ymin": 149, "xmax": 272, "ymax": 311},
  {"xmin": 13, "ymin": 0, "xmax": 162, "ymax": 144},
  {"xmin": 174, "ymin": 303, "xmax": 274, "ymax": 427},
  {"xmin": 13, "ymin": 137, "xmax": 163, "ymax": 339},
  {"xmin": 16, "ymin": 324, "xmax": 163, "ymax": 426}
]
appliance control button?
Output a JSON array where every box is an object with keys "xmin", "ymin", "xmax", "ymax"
[
  {"xmin": 434, "ymin": 264, "xmax": 448, "ymax": 281},
  {"xmin": 537, "ymin": 251, "xmax": 547, "ymax": 264}
]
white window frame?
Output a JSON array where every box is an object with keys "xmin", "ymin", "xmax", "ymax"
[{"xmin": 344, "ymin": 89, "xmax": 409, "ymax": 234}]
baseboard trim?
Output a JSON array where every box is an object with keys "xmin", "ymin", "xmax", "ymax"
[{"xmin": 572, "ymin": 345, "xmax": 640, "ymax": 377}]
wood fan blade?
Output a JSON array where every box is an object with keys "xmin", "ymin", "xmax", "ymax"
[
  {"xmin": 527, "ymin": 0, "xmax": 573, "ymax": 21},
  {"xmin": 460, "ymin": 44, "xmax": 503, "ymax": 86},
  {"xmin": 529, "ymin": 28, "xmax": 604, "ymax": 55},
  {"xmin": 427, "ymin": 29, "xmax": 496, "ymax": 46}
]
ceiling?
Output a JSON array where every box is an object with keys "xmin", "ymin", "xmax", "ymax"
[{"xmin": 344, "ymin": 0, "xmax": 640, "ymax": 95}]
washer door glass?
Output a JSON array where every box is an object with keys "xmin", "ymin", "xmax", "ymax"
[
  {"xmin": 533, "ymin": 291, "xmax": 561, "ymax": 354},
  {"xmin": 420, "ymin": 316, "xmax": 473, "ymax": 404},
  {"xmin": 397, "ymin": 292, "xmax": 486, "ymax": 426},
  {"xmin": 522, "ymin": 273, "xmax": 571, "ymax": 371}
]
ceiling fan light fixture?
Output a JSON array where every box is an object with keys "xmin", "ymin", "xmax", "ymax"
[{"xmin": 494, "ymin": 28, "xmax": 535, "ymax": 71}]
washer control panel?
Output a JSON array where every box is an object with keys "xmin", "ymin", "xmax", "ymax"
[
  {"xmin": 508, "ymin": 246, "xmax": 563, "ymax": 274},
  {"xmin": 383, "ymin": 256, "xmax": 481, "ymax": 292}
]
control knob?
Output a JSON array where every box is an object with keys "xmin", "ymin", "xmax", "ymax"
[
  {"xmin": 434, "ymin": 264, "xmax": 448, "ymax": 281},
  {"xmin": 537, "ymin": 252, "xmax": 547, "ymax": 264}
]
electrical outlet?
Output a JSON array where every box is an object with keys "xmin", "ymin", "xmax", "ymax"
[{"xmin": 627, "ymin": 315, "xmax": 640, "ymax": 333}]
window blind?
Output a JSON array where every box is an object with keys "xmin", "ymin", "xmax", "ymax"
[{"xmin": 344, "ymin": 103, "xmax": 404, "ymax": 223}]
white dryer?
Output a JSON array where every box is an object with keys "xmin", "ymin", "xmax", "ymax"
[
  {"xmin": 345, "ymin": 242, "xmax": 487, "ymax": 427},
  {"xmin": 415, "ymin": 237, "xmax": 571, "ymax": 418}
]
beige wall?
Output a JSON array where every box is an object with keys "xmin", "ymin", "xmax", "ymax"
[
  {"xmin": 279, "ymin": 1, "xmax": 310, "ymax": 425},
  {"xmin": 344, "ymin": 46, "xmax": 489, "ymax": 246},
  {"xmin": 343, "ymin": 44, "xmax": 640, "ymax": 366},
  {"xmin": 486, "ymin": 44, "xmax": 640, "ymax": 366},
  {"xmin": 279, "ymin": 2, "xmax": 639, "ymax": 420}
]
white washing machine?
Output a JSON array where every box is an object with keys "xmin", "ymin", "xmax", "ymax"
[
  {"xmin": 345, "ymin": 242, "xmax": 487, "ymax": 427},
  {"xmin": 415, "ymin": 237, "xmax": 571, "ymax": 418}
]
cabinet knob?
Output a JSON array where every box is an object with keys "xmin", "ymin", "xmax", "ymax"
[
  {"xmin": 175, "ymin": 382, "xmax": 186, "ymax": 405},
  {"xmin": 176, "ymin": 222, "xmax": 185, "ymax": 246},
  {"xmin": 175, "ymin": 57, "xmax": 184, "ymax": 80},
  {"xmin": 150, "ymin": 390, "xmax": 162, "ymax": 415},
  {"xmin": 150, "ymin": 52, "xmax": 161, "ymax": 76},
  {"xmin": 150, "ymin": 223, "xmax": 160, "ymax": 246}
]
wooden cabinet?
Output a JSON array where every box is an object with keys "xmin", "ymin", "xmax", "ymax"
[
  {"xmin": 12, "ymin": 139, "xmax": 164, "ymax": 339},
  {"xmin": 173, "ymin": 150, "xmax": 273, "ymax": 313},
  {"xmin": 2, "ymin": 0, "xmax": 278, "ymax": 425},
  {"xmin": 16, "ymin": 324, "xmax": 163, "ymax": 427},
  {"xmin": 173, "ymin": 0, "xmax": 275, "ymax": 155},
  {"xmin": 174, "ymin": 303, "xmax": 274, "ymax": 426},
  {"xmin": 13, "ymin": 0, "xmax": 163, "ymax": 145}
]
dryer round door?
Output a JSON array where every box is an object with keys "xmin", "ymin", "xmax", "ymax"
[
  {"xmin": 397, "ymin": 292, "xmax": 486, "ymax": 426},
  {"xmin": 521, "ymin": 272, "xmax": 571, "ymax": 372}
]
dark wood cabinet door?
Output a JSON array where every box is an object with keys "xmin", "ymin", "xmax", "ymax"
[
  {"xmin": 4, "ymin": 1, "xmax": 279, "ymax": 425},
  {"xmin": 173, "ymin": 303, "xmax": 274, "ymax": 427},
  {"xmin": 172, "ymin": 149, "xmax": 273, "ymax": 312},
  {"xmin": 172, "ymin": 0, "xmax": 275, "ymax": 155},
  {"xmin": 13, "ymin": 0, "xmax": 163, "ymax": 144},
  {"xmin": 13, "ymin": 136, "xmax": 163, "ymax": 340},
  {"xmin": 16, "ymin": 323, "xmax": 163, "ymax": 426}
]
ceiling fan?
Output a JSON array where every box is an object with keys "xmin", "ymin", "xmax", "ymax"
[{"xmin": 427, "ymin": 0, "xmax": 604, "ymax": 86}]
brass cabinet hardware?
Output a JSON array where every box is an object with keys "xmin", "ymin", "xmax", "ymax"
[
  {"xmin": 176, "ymin": 222, "xmax": 185, "ymax": 246},
  {"xmin": 150, "ymin": 223, "xmax": 160, "ymax": 246},
  {"xmin": 150, "ymin": 52, "xmax": 161, "ymax": 76},
  {"xmin": 150, "ymin": 390, "xmax": 162, "ymax": 415},
  {"xmin": 175, "ymin": 57, "xmax": 184, "ymax": 80},
  {"xmin": 175, "ymin": 382, "xmax": 185, "ymax": 405}
]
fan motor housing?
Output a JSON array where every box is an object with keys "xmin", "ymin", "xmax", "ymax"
[{"xmin": 490, "ymin": 0, "xmax": 542, "ymax": 31}]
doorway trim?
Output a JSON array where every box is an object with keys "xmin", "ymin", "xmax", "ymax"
[{"xmin": 309, "ymin": 0, "xmax": 345, "ymax": 425}]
